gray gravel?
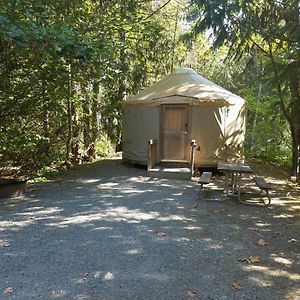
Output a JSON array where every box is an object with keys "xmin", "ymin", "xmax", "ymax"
[{"xmin": 0, "ymin": 158, "xmax": 299, "ymax": 300}]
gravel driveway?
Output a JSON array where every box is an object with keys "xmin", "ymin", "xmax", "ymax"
[{"xmin": 0, "ymin": 158, "xmax": 299, "ymax": 300}]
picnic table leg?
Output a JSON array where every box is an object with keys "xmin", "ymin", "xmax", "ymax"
[
  {"xmin": 237, "ymin": 173, "xmax": 242, "ymax": 202},
  {"xmin": 224, "ymin": 172, "xmax": 229, "ymax": 197},
  {"xmin": 232, "ymin": 173, "xmax": 238, "ymax": 193},
  {"xmin": 231, "ymin": 173, "xmax": 235, "ymax": 194}
]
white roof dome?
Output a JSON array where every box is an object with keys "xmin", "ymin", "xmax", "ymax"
[{"xmin": 124, "ymin": 67, "xmax": 244, "ymax": 107}]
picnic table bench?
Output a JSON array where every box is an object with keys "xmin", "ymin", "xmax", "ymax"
[
  {"xmin": 253, "ymin": 176, "xmax": 271, "ymax": 206},
  {"xmin": 198, "ymin": 172, "xmax": 212, "ymax": 189}
]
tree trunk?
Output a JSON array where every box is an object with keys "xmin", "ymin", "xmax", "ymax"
[
  {"xmin": 81, "ymin": 81, "xmax": 91, "ymax": 150},
  {"xmin": 66, "ymin": 99, "xmax": 73, "ymax": 161},
  {"xmin": 40, "ymin": 82, "xmax": 50, "ymax": 157},
  {"xmin": 288, "ymin": 61, "xmax": 300, "ymax": 178},
  {"xmin": 91, "ymin": 81, "xmax": 100, "ymax": 147},
  {"xmin": 66, "ymin": 64, "xmax": 73, "ymax": 161},
  {"xmin": 114, "ymin": 7, "xmax": 128, "ymax": 145},
  {"xmin": 71, "ymin": 99, "xmax": 80, "ymax": 163},
  {"xmin": 269, "ymin": 49, "xmax": 300, "ymax": 178},
  {"xmin": 250, "ymin": 83, "xmax": 262, "ymax": 151}
]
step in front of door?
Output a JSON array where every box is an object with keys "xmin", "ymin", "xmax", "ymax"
[
  {"xmin": 148, "ymin": 165, "xmax": 191, "ymax": 180},
  {"xmin": 159, "ymin": 160, "xmax": 190, "ymax": 168}
]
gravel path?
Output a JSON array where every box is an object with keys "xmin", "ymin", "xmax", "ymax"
[{"xmin": 0, "ymin": 158, "xmax": 299, "ymax": 300}]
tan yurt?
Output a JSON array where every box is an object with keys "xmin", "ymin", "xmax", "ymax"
[{"xmin": 122, "ymin": 67, "xmax": 246, "ymax": 169}]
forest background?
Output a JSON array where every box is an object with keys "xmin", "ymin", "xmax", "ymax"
[{"xmin": 0, "ymin": 0, "xmax": 299, "ymax": 180}]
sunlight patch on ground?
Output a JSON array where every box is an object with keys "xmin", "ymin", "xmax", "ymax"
[
  {"xmin": 45, "ymin": 204, "xmax": 192, "ymax": 227},
  {"xmin": 24, "ymin": 206, "xmax": 44, "ymax": 211},
  {"xmin": 268, "ymin": 178, "xmax": 287, "ymax": 185},
  {"xmin": 19, "ymin": 207, "xmax": 63, "ymax": 216},
  {"xmin": 121, "ymin": 189, "xmax": 152, "ymax": 194},
  {"xmin": 80, "ymin": 179, "xmax": 102, "ymax": 184},
  {"xmin": 160, "ymin": 183, "xmax": 173, "ymax": 187},
  {"xmin": 0, "ymin": 219, "xmax": 34, "ymax": 231},
  {"xmin": 289, "ymin": 204, "xmax": 300, "ymax": 211},
  {"xmin": 94, "ymin": 271, "xmax": 101, "ymax": 278},
  {"xmin": 270, "ymin": 256, "xmax": 293, "ymax": 266},
  {"xmin": 184, "ymin": 225, "xmax": 202, "ymax": 231},
  {"xmin": 273, "ymin": 214, "xmax": 295, "ymax": 219},
  {"xmin": 128, "ymin": 176, "xmax": 149, "ymax": 182},
  {"xmin": 127, "ymin": 248, "xmax": 143, "ymax": 255},
  {"xmin": 172, "ymin": 192, "xmax": 183, "ymax": 196},
  {"xmin": 103, "ymin": 272, "xmax": 114, "ymax": 281},
  {"xmin": 158, "ymin": 215, "xmax": 189, "ymax": 221},
  {"xmin": 172, "ymin": 237, "xmax": 190, "ymax": 243},
  {"xmin": 97, "ymin": 182, "xmax": 154, "ymax": 195},
  {"xmin": 242, "ymin": 265, "xmax": 300, "ymax": 280},
  {"xmin": 255, "ymin": 222, "xmax": 271, "ymax": 227},
  {"xmin": 51, "ymin": 289, "xmax": 66, "ymax": 298},
  {"xmin": 97, "ymin": 182, "xmax": 119, "ymax": 189},
  {"xmin": 248, "ymin": 276, "xmax": 273, "ymax": 287},
  {"xmin": 47, "ymin": 206, "xmax": 161, "ymax": 226},
  {"xmin": 91, "ymin": 226, "xmax": 113, "ymax": 231}
]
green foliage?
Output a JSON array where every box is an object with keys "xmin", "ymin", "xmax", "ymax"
[
  {"xmin": 96, "ymin": 136, "xmax": 113, "ymax": 158},
  {"xmin": 2, "ymin": 0, "xmax": 295, "ymax": 176},
  {"xmin": 187, "ymin": 0, "xmax": 300, "ymax": 173},
  {"xmin": 0, "ymin": 0, "xmax": 189, "ymax": 176},
  {"xmin": 244, "ymin": 86, "xmax": 291, "ymax": 166}
]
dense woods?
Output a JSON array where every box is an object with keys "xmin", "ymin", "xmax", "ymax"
[{"xmin": 0, "ymin": 0, "xmax": 299, "ymax": 180}]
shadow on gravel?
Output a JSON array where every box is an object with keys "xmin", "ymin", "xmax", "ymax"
[{"xmin": 0, "ymin": 158, "xmax": 299, "ymax": 299}]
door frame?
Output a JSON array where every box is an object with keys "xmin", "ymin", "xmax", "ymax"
[{"xmin": 160, "ymin": 104, "xmax": 191, "ymax": 162}]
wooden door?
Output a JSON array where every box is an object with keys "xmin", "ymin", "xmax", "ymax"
[{"xmin": 161, "ymin": 105, "xmax": 189, "ymax": 160}]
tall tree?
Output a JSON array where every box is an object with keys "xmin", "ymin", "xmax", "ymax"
[
  {"xmin": 188, "ymin": 0, "xmax": 300, "ymax": 177},
  {"xmin": 0, "ymin": 0, "xmax": 189, "ymax": 176}
]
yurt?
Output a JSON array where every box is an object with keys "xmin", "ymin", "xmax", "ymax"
[{"xmin": 122, "ymin": 67, "xmax": 246, "ymax": 168}]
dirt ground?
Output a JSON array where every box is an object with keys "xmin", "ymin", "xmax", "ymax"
[{"xmin": 0, "ymin": 158, "xmax": 299, "ymax": 300}]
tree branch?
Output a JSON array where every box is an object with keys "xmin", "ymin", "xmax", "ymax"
[
  {"xmin": 144, "ymin": 0, "xmax": 173, "ymax": 20},
  {"xmin": 250, "ymin": 39, "xmax": 270, "ymax": 57}
]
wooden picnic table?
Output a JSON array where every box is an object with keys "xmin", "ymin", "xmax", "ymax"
[{"xmin": 217, "ymin": 162, "xmax": 253, "ymax": 203}]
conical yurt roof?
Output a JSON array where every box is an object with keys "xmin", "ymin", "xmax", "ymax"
[{"xmin": 124, "ymin": 67, "xmax": 244, "ymax": 107}]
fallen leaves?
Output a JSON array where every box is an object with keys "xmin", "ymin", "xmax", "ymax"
[
  {"xmin": 230, "ymin": 282, "xmax": 241, "ymax": 291},
  {"xmin": 186, "ymin": 289, "xmax": 197, "ymax": 298},
  {"xmin": 154, "ymin": 229, "xmax": 166, "ymax": 237},
  {"xmin": 238, "ymin": 256, "xmax": 261, "ymax": 264},
  {"xmin": 3, "ymin": 287, "xmax": 14, "ymax": 295},
  {"xmin": 249, "ymin": 255, "xmax": 261, "ymax": 263},
  {"xmin": 238, "ymin": 257, "xmax": 251, "ymax": 263},
  {"xmin": 0, "ymin": 241, "xmax": 10, "ymax": 248},
  {"xmin": 284, "ymin": 296, "xmax": 295, "ymax": 300},
  {"xmin": 257, "ymin": 239, "xmax": 268, "ymax": 246}
]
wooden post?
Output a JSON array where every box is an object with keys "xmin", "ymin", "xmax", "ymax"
[
  {"xmin": 190, "ymin": 139, "xmax": 196, "ymax": 178},
  {"xmin": 297, "ymin": 145, "xmax": 300, "ymax": 183},
  {"xmin": 147, "ymin": 139, "xmax": 157, "ymax": 175},
  {"xmin": 147, "ymin": 140, "xmax": 152, "ymax": 174}
]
